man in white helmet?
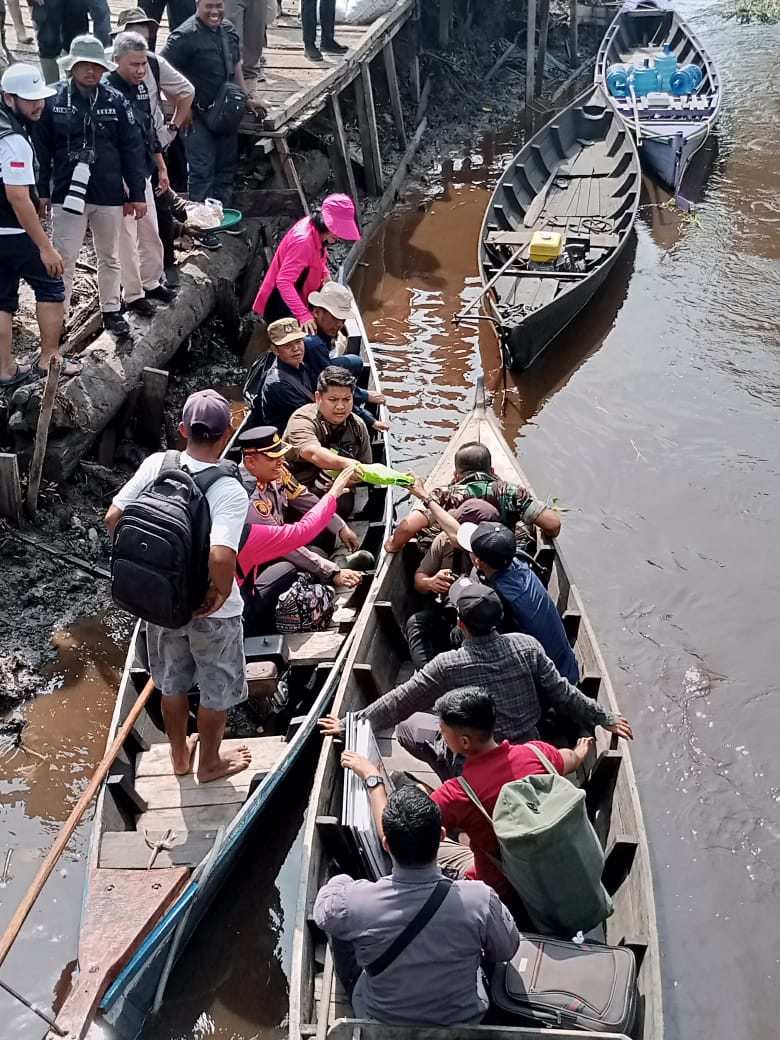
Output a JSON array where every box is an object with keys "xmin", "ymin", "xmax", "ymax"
[{"xmin": 0, "ymin": 63, "xmax": 79, "ymax": 386}]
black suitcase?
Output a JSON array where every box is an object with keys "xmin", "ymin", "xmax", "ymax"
[{"xmin": 491, "ymin": 934, "xmax": 637, "ymax": 1033}]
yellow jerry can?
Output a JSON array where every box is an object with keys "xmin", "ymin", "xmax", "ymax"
[{"xmin": 529, "ymin": 231, "xmax": 563, "ymax": 263}]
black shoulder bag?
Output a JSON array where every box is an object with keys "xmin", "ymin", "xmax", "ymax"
[
  {"xmin": 364, "ymin": 878, "xmax": 452, "ymax": 977},
  {"xmin": 201, "ymin": 29, "xmax": 246, "ymax": 137}
]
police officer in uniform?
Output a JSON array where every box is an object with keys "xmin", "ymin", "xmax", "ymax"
[
  {"xmin": 108, "ymin": 30, "xmax": 176, "ymax": 317},
  {"xmin": 0, "ymin": 64, "xmax": 79, "ymax": 386},
  {"xmin": 237, "ymin": 425, "xmax": 365, "ymax": 630},
  {"xmin": 35, "ymin": 35, "xmax": 147, "ymax": 338}
]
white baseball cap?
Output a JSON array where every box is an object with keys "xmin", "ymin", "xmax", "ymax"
[{"xmin": 1, "ymin": 64, "xmax": 56, "ymax": 101}]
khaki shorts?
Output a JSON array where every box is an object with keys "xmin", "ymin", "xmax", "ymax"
[{"xmin": 146, "ymin": 615, "xmax": 248, "ymax": 712}]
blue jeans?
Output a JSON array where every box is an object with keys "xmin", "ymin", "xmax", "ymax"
[
  {"xmin": 86, "ymin": 0, "xmax": 111, "ymax": 44},
  {"xmin": 185, "ymin": 118, "xmax": 238, "ymax": 205}
]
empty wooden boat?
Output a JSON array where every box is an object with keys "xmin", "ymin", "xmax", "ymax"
[
  {"xmin": 595, "ymin": 0, "xmax": 722, "ymax": 202},
  {"xmin": 49, "ymin": 307, "xmax": 393, "ymax": 1040},
  {"xmin": 288, "ymin": 379, "xmax": 663, "ymax": 1040},
  {"xmin": 476, "ymin": 86, "xmax": 640, "ymax": 371}
]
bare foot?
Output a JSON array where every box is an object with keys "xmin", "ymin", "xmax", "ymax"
[
  {"xmin": 171, "ymin": 733, "xmax": 199, "ymax": 775},
  {"xmin": 197, "ymin": 745, "xmax": 252, "ymax": 783}
]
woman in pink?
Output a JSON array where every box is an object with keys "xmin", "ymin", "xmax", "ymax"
[
  {"xmin": 236, "ymin": 463, "xmax": 358, "ymax": 587},
  {"xmin": 253, "ymin": 194, "xmax": 360, "ymax": 333}
]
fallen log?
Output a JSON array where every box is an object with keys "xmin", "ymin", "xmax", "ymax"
[{"xmin": 9, "ymin": 220, "xmax": 262, "ymax": 483}]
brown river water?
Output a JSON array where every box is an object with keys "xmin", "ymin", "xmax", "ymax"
[{"xmin": 1, "ymin": 4, "xmax": 779, "ymax": 1037}]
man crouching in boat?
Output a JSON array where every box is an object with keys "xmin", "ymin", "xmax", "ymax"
[
  {"xmin": 236, "ymin": 424, "xmax": 365, "ymax": 631},
  {"xmin": 385, "ymin": 441, "xmax": 560, "ymax": 554},
  {"xmin": 313, "ymin": 785, "xmax": 519, "ymax": 1026},
  {"xmin": 283, "ymin": 365, "xmax": 372, "ymax": 518}
]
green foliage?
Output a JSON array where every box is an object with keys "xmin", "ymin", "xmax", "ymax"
[{"xmin": 730, "ymin": 0, "xmax": 780, "ymax": 23}]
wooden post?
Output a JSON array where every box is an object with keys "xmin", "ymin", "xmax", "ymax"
[
  {"xmin": 25, "ymin": 353, "xmax": 61, "ymax": 519},
  {"xmin": 354, "ymin": 65, "xmax": 384, "ymax": 197},
  {"xmin": 526, "ymin": 0, "xmax": 537, "ymax": 111},
  {"xmin": 569, "ymin": 0, "xmax": 578, "ymax": 65},
  {"xmin": 0, "ymin": 452, "xmax": 23, "ymax": 526},
  {"xmin": 272, "ymin": 135, "xmax": 310, "ymax": 216},
  {"xmin": 383, "ymin": 40, "xmax": 407, "ymax": 150},
  {"xmin": 329, "ymin": 93, "xmax": 361, "ymax": 225},
  {"xmin": 535, "ymin": 0, "xmax": 550, "ymax": 98},
  {"xmin": 409, "ymin": 9, "xmax": 421, "ymax": 104},
  {"xmin": 438, "ymin": 0, "xmax": 454, "ymax": 49},
  {"xmin": 136, "ymin": 367, "xmax": 168, "ymax": 450}
]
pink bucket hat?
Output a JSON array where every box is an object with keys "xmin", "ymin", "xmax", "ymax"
[{"xmin": 321, "ymin": 193, "xmax": 361, "ymax": 242}]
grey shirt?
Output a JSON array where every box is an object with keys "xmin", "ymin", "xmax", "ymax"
[
  {"xmin": 360, "ymin": 630, "xmax": 615, "ymax": 739},
  {"xmin": 313, "ymin": 865, "xmax": 519, "ymax": 1026}
]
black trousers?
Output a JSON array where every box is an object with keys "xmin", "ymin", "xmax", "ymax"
[
  {"xmin": 405, "ymin": 606, "xmax": 456, "ymax": 671},
  {"xmin": 244, "ymin": 560, "xmax": 298, "ymax": 634},
  {"xmin": 139, "ymin": 0, "xmax": 195, "ymax": 33},
  {"xmin": 33, "ymin": 0, "xmax": 88, "ymax": 59},
  {"xmin": 301, "ymin": 0, "xmax": 335, "ymax": 46}
]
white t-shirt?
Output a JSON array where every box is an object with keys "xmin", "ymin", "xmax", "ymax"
[
  {"xmin": 112, "ymin": 450, "xmax": 248, "ymax": 619},
  {"xmin": 145, "ymin": 53, "xmax": 195, "ymax": 150},
  {"xmin": 0, "ymin": 133, "xmax": 34, "ymax": 236}
]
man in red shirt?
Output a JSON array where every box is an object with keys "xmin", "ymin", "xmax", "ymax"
[
  {"xmin": 430, "ymin": 687, "xmax": 591, "ymax": 902},
  {"xmin": 340, "ymin": 686, "xmax": 592, "ymax": 905}
]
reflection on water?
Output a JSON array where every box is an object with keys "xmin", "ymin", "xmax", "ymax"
[{"xmin": 0, "ymin": 613, "xmax": 129, "ymax": 1039}]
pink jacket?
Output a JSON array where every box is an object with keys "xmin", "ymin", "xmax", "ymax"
[
  {"xmin": 253, "ymin": 217, "xmax": 330, "ymax": 325},
  {"xmin": 236, "ymin": 492, "xmax": 337, "ymax": 586}
]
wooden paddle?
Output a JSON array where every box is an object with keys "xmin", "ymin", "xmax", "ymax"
[
  {"xmin": 453, "ymin": 244, "xmax": 527, "ymax": 324},
  {"xmin": 628, "ymin": 83, "xmax": 643, "ymax": 143},
  {"xmin": 0, "ymin": 678, "xmax": 156, "ymax": 970}
]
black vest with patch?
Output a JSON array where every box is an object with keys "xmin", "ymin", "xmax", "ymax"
[{"xmin": 0, "ymin": 102, "xmax": 40, "ymax": 230}]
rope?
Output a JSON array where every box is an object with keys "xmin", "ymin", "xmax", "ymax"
[{"xmin": 143, "ymin": 828, "xmax": 177, "ymax": 869}]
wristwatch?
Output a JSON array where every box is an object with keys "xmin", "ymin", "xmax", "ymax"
[{"xmin": 364, "ymin": 775, "xmax": 384, "ymax": 790}]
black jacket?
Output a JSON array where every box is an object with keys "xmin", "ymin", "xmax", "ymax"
[
  {"xmin": 105, "ymin": 71, "xmax": 160, "ymax": 179},
  {"xmin": 34, "ymin": 80, "xmax": 146, "ymax": 206},
  {"xmin": 0, "ymin": 102, "xmax": 39, "ymax": 230}
]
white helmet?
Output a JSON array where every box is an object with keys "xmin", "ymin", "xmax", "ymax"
[{"xmin": 1, "ymin": 64, "xmax": 56, "ymax": 101}]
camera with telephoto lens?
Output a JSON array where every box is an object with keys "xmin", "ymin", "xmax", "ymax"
[{"xmin": 62, "ymin": 149, "xmax": 95, "ymax": 215}]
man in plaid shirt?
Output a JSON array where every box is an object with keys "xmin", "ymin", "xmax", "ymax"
[{"xmin": 320, "ymin": 580, "xmax": 633, "ymax": 780}]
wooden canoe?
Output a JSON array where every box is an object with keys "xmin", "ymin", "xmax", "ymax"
[
  {"xmin": 288, "ymin": 379, "xmax": 663, "ymax": 1040},
  {"xmin": 595, "ymin": 0, "xmax": 722, "ymax": 203},
  {"xmin": 48, "ymin": 307, "xmax": 393, "ymax": 1040},
  {"xmin": 477, "ymin": 85, "xmax": 640, "ymax": 371}
]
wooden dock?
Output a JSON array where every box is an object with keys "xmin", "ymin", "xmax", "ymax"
[
  {"xmin": 3, "ymin": 0, "xmax": 415, "ymax": 134},
  {"xmin": 3, "ymin": 0, "xmax": 418, "ymax": 208}
]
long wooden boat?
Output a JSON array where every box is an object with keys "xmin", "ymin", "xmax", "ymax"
[
  {"xmin": 477, "ymin": 86, "xmax": 640, "ymax": 371},
  {"xmin": 49, "ymin": 307, "xmax": 393, "ymax": 1040},
  {"xmin": 595, "ymin": 0, "xmax": 722, "ymax": 203},
  {"xmin": 288, "ymin": 379, "xmax": 663, "ymax": 1040}
]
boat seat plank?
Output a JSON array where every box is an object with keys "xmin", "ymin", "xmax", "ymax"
[
  {"xmin": 286, "ymin": 629, "xmax": 347, "ymax": 665},
  {"xmin": 136, "ymin": 736, "xmax": 285, "ymax": 778},
  {"xmin": 530, "ymin": 279, "xmax": 560, "ymax": 309},
  {"xmin": 99, "ymin": 830, "xmax": 219, "ymax": 869},
  {"xmin": 487, "ymin": 229, "xmax": 619, "ymax": 250},
  {"xmin": 133, "ymin": 802, "xmax": 239, "ymax": 832}
]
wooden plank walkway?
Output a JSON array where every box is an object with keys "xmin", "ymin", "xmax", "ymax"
[{"xmin": 3, "ymin": 0, "xmax": 415, "ymax": 134}]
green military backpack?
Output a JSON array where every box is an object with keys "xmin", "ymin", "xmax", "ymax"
[{"xmin": 457, "ymin": 745, "xmax": 613, "ymax": 937}]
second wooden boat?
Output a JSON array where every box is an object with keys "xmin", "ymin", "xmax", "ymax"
[
  {"xmin": 477, "ymin": 86, "xmax": 640, "ymax": 371},
  {"xmin": 48, "ymin": 306, "xmax": 393, "ymax": 1040},
  {"xmin": 595, "ymin": 0, "xmax": 722, "ymax": 202},
  {"xmin": 288, "ymin": 380, "xmax": 663, "ymax": 1040}
]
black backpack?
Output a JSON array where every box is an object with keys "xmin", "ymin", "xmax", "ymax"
[{"xmin": 111, "ymin": 450, "xmax": 241, "ymax": 629}]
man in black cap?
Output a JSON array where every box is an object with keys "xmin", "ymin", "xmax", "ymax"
[
  {"xmin": 456, "ymin": 519, "xmax": 579, "ymax": 684},
  {"xmin": 237, "ymin": 424, "xmax": 368, "ymax": 627},
  {"xmin": 320, "ymin": 571, "xmax": 632, "ymax": 781},
  {"xmin": 406, "ymin": 498, "xmax": 500, "ymax": 669}
]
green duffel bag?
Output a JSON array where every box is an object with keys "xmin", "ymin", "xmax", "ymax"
[{"xmin": 458, "ymin": 745, "xmax": 613, "ymax": 937}]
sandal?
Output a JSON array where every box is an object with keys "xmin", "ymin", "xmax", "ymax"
[
  {"xmin": 0, "ymin": 362, "xmax": 32, "ymax": 388},
  {"xmin": 36, "ymin": 357, "xmax": 83, "ymax": 380}
]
